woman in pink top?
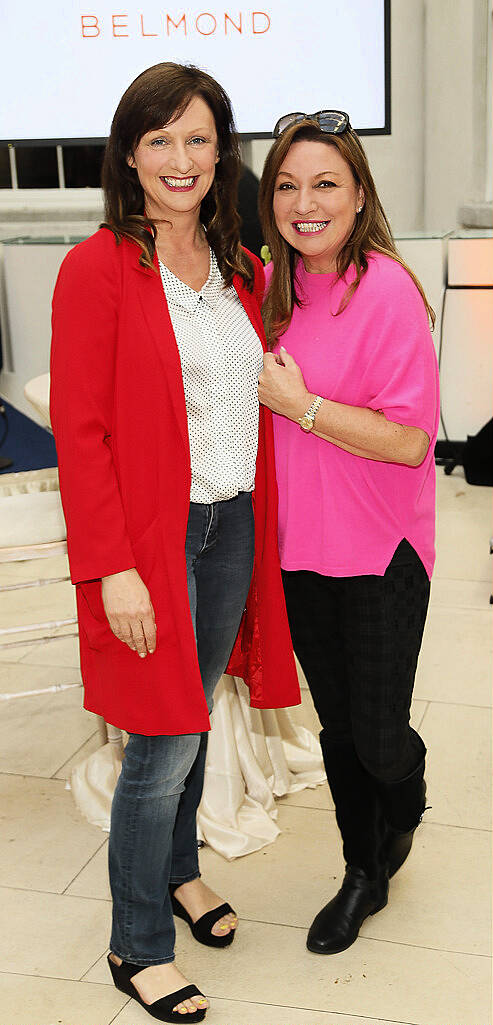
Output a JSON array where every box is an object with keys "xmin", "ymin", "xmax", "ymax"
[{"xmin": 258, "ymin": 112, "xmax": 439, "ymax": 955}]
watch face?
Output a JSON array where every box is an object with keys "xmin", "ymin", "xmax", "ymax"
[{"xmin": 300, "ymin": 415, "xmax": 314, "ymax": 431}]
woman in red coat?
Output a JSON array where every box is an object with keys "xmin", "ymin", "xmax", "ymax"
[{"xmin": 50, "ymin": 63, "xmax": 299, "ymax": 1023}]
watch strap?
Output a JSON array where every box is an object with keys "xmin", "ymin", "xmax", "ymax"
[{"xmin": 299, "ymin": 395, "xmax": 323, "ymax": 430}]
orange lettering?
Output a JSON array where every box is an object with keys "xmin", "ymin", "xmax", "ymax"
[
  {"xmin": 225, "ymin": 12, "xmax": 242, "ymax": 33},
  {"xmin": 196, "ymin": 12, "xmax": 217, "ymax": 35},
  {"xmin": 167, "ymin": 13, "xmax": 187, "ymax": 34},
  {"xmin": 252, "ymin": 10, "xmax": 270, "ymax": 33},
  {"xmin": 112, "ymin": 13, "xmax": 128, "ymax": 37},
  {"xmin": 140, "ymin": 15, "xmax": 157, "ymax": 36},
  {"xmin": 81, "ymin": 14, "xmax": 100, "ymax": 37}
]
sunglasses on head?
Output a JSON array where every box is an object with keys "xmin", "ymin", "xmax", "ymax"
[{"xmin": 273, "ymin": 109, "xmax": 351, "ymax": 139}]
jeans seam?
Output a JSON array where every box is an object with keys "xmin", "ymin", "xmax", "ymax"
[{"xmin": 121, "ymin": 793, "xmax": 140, "ymax": 956}]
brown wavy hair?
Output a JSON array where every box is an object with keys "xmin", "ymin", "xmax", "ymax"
[
  {"xmin": 258, "ymin": 121, "xmax": 435, "ymax": 344},
  {"xmin": 101, "ymin": 62, "xmax": 253, "ymax": 289}
]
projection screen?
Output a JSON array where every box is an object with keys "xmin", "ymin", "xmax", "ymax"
[{"xmin": 0, "ymin": 0, "xmax": 390, "ymax": 143}]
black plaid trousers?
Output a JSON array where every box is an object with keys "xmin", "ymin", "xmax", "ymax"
[{"xmin": 282, "ymin": 540, "xmax": 430, "ymax": 783}]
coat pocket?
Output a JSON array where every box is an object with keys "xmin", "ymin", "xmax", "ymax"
[{"xmin": 76, "ymin": 580, "xmax": 114, "ymax": 651}]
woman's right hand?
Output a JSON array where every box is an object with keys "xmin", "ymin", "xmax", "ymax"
[{"xmin": 101, "ymin": 568, "xmax": 156, "ymax": 657}]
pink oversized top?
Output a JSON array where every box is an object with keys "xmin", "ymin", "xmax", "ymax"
[{"xmin": 267, "ymin": 253, "xmax": 439, "ymax": 579}]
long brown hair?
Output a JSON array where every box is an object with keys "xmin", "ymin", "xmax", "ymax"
[
  {"xmin": 258, "ymin": 121, "xmax": 435, "ymax": 344},
  {"xmin": 101, "ymin": 62, "xmax": 254, "ymax": 289}
]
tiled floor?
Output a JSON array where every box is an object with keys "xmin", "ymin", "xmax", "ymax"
[{"xmin": 0, "ymin": 470, "xmax": 491, "ymax": 1025}]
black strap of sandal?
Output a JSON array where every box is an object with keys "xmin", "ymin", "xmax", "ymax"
[
  {"xmin": 154, "ymin": 984, "xmax": 204, "ymax": 1009},
  {"xmin": 190, "ymin": 902, "xmax": 235, "ymax": 941}
]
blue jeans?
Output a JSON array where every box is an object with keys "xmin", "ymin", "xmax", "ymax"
[{"xmin": 108, "ymin": 492, "xmax": 254, "ymax": 965}]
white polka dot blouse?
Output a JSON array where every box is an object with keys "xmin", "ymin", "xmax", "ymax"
[{"xmin": 159, "ymin": 249, "xmax": 264, "ymax": 504}]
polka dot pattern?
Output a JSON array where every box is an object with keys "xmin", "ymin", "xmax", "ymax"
[{"xmin": 159, "ymin": 249, "xmax": 264, "ymax": 503}]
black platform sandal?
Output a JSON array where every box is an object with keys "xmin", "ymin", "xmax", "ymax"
[
  {"xmin": 169, "ymin": 884, "xmax": 237, "ymax": 948},
  {"xmin": 107, "ymin": 955, "xmax": 207, "ymax": 1023}
]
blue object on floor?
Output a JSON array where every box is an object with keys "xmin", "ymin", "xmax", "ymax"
[{"xmin": 0, "ymin": 397, "xmax": 57, "ymax": 474}]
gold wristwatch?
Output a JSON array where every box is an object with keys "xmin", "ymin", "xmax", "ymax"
[{"xmin": 299, "ymin": 395, "xmax": 323, "ymax": 432}]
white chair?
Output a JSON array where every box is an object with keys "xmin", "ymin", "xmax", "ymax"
[
  {"xmin": 0, "ymin": 466, "xmax": 77, "ymax": 651},
  {"xmin": 2, "ymin": 375, "xmax": 112, "ymax": 754}
]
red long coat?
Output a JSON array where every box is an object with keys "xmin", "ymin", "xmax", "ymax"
[{"xmin": 50, "ymin": 228, "xmax": 300, "ymax": 735}]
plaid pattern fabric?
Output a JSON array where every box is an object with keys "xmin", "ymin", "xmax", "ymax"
[{"xmin": 282, "ymin": 541, "xmax": 430, "ymax": 783}]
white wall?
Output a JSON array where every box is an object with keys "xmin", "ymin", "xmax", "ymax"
[
  {"xmin": 424, "ymin": 0, "xmax": 491, "ymax": 230},
  {"xmin": 243, "ymin": 0, "xmax": 491, "ymax": 235}
]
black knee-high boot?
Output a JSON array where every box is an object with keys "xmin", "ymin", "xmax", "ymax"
[
  {"xmin": 376, "ymin": 758, "xmax": 427, "ymax": 878},
  {"xmin": 307, "ymin": 734, "xmax": 388, "ymax": 955}
]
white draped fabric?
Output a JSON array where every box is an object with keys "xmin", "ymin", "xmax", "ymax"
[{"xmin": 71, "ymin": 675, "xmax": 325, "ymax": 860}]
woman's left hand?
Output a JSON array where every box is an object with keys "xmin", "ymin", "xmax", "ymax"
[{"xmin": 258, "ymin": 346, "xmax": 311, "ymax": 420}]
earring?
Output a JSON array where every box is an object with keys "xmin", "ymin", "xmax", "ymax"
[{"xmin": 356, "ymin": 206, "xmax": 362, "ymax": 213}]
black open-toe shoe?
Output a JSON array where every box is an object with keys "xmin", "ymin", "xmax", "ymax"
[
  {"xmin": 169, "ymin": 883, "xmax": 237, "ymax": 948},
  {"xmin": 107, "ymin": 955, "xmax": 207, "ymax": 1023}
]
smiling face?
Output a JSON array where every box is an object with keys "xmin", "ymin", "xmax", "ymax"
[
  {"xmin": 127, "ymin": 94, "xmax": 219, "ymax": 221},
  {"xmin": 272, "ymin": 139, "xmax": 364, "ymax": 273}
]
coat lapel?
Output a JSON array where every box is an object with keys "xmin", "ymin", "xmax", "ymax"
[{"xmin": 132, "ymin": 251, "xmax": 190, "ymax": 458}]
